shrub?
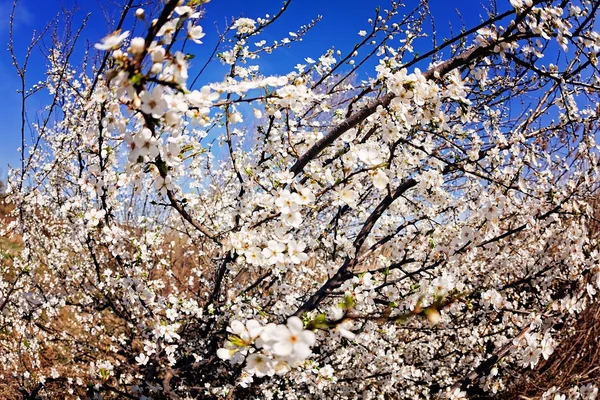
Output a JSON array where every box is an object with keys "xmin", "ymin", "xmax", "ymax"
[{"xmin": 3, "ymin": 0, "xmax": 600, "ymax": 398}]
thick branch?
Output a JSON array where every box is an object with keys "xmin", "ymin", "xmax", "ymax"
[
  {"xmin": 289, "ymin": 14, "xmax": 537, "ymax": 176},
  {"xmin": 294, "ymin": 177, "xmax": 417, "ymax": 315}
]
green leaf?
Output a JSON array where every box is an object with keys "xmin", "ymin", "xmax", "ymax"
[
  {"xmin": 228, "ymin": 335, "xmax": 247, "ymax": 347},
  {"xmin": 306, "ymin": 314, "xmax": 329, "ymax": 330},
  {"xmin": 130, "ymin": 73, "xmax": 143, "ymax": 86}
]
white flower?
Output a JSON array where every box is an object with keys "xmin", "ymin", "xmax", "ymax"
[
  {"xmin": 275, "ymin": 190, "xmax": 299, "ymax": 214},
  {"xmin": 150, "ymin": 46, "xmax": 166, "ymax": 63},
  {"xmin": 217, "ymin": 342, "xmax": 246, "ymax": 364},
  {"xmin": 188, "ymin": 85, "xmax": 219, "ymax": 111},
  {"xmin": 187, "ymin": 22, "xmax": 206, "ymax": 44},
  {"xmin": 480, "ymin": 201, "xmax": 500, "ymax": 222},
  {"xmin": 128, "ymin": 128, "xmax": 159, "ymax": 162},
  {"xmin": 372, "ymin": 169, "xmax": 389, "ymax": 190},
  {"xmin": 522, "ymin": 345, "xmax": 542, "ymax": 368},
  {"xmin": 95, "ymin": 30, "xmax": 130, "ymax": 50},
  {"xmin": 85, "ymin": 208, "xmax": 106, "ymax": 227},
  {"xmin": 272, "ymin": 359, "xmax": 291, "ymax": 376},
  {"xmin": 157, "ymin": 19, "xmax": 178, "ymax": 44},
  {"xmin": 418, "ymin": 169, "xmax": 444, "ymax": 189},
  {"xmin": 227, "ymin": 109, "xmax": 243, "ymax": 124},
  {"xmin": 233, "ymin": 18, "xmax": 256, "ymax": 34},
  {"xmin": 262, "ymin": 240, "xmax": 286, "ymax": 265},
  {"xmin": 175, "ymin": 5, "xmax": 199, "ymax": 17},
  {"xmin": 229, "ymin": 319, "xmax": 263, "ymax": 342},
  {"xmin": 135, "ymin": 353, "xmax": 150, "ymax": 366},
  {"xmin": 245, "ymin": 353, "xmax": 273, "ymax": 377},
  {"xmin": 261, "ymin": 317, "xmax": 315, "ymax": 362},
  {"xmin": 276, "ymin": 171, "xmax": 294, "ymax": 184},
  {"xmin": 139, "ymin": 87, "xmax": 168, "ymax": 119},
  {"xmin": 580, "ymin": 384, "xmax": 599, "ymax": 400},
  {"xmin": 162, "ymin": 51, "xmax": 189, "ymax": 84},
  {"xmin": 166, "ymin": 308, "xmax": 178, "ymax": 321},
  {"xmin": 540, "ymin": 335, "xmax": 554, "ymax": 360},
  {"xmin": 446, "ymin": 388, "xmax": 467, "ymax": 400},
  {"xmin": 163, "ymin": 140, "xmax": 182, "ymax": 164},
  {"xmin": 155, "ymin": 322, "xmax": 180, "ymax": 342},
  {"xmin": 50, "ymin": 368, "xmax": 60, "ymax": 379},
  {"xmin": 245, "ymin": 246, "xmax": 263, "ymax": 265},
  {"xmin": 509, "ymin": 0, "xmax": 523, "ymax": 9},
  {"xmin": 338, "ymin": 188, "xmax": 358, "ymax": 207},
  {"xmin": 481, "ymin": 289, "xmax": 503, "ymax": 310},
  {"xmin": 330, "ymin": 306, "xmax": 356, "ymax": 340},
  {"xmin": 287, "ymin": 240, "xmax": 308, "ymax": 264},
  {"xmin": 459, "ymin": 226, "xmax": 476, "ymax": 244},
  {"xmin": 281, "ymin": 211, "xmax": 302, "ymax": 228},
  {"xmin": 357, "ymin": 145, "xmax": 383, "ymax": 166},
  {"xmin": 296, "ymin": 187, "xmax": 315, "ymax": 205},
  {"xmin": 358, "ymin": 30, "xmax": 367, "ymax": 37},
  {"xmin": 95, "ymin": 360, "xmax": 114, "ymax": 379},
  {"xmin": 219, "ymin": 321, "xmax": 263, "ymax": 363}
]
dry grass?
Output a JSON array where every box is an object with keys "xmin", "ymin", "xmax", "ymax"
[
  {"xmin": 0, "ymin": 198, "xmax": 23, "ymax": 399},
  {"xmin": 0, "ymin": 197, "xmax": 19, "ymax": 276},
  {"xmin": 493, "ymin": 302, "xmax": 600, "ymax": 398},
  {"xmin": 490, "ymin": 196, "xmax": 600, "ymax": 399}
]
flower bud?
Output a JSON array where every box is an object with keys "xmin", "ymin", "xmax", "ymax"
[
  {"xmin": 424, "ymin": 307, "xmax": 441, "ymax": 325},
  {"xmin": 130, "ymin": 37, "xmax": 145, "ymax": 55}
]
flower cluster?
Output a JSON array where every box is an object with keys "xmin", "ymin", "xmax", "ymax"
[{"xmin": 217, "ymin": 317, "xmax": 316, "ymax": 378}]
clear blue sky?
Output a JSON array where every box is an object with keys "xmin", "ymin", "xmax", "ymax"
[{"xmin": 0, "ymin": 0, "xmax": 489, "ymax": 180}]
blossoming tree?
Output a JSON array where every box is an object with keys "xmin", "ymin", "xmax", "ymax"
[{"xmin": 2, "ymin": 0, "xmax": 600, "ymax": 398}]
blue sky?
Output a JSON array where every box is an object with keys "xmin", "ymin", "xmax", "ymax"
[{"xmin": 0, "ymin": 0, "xmax": 489, "ymax": 180}]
